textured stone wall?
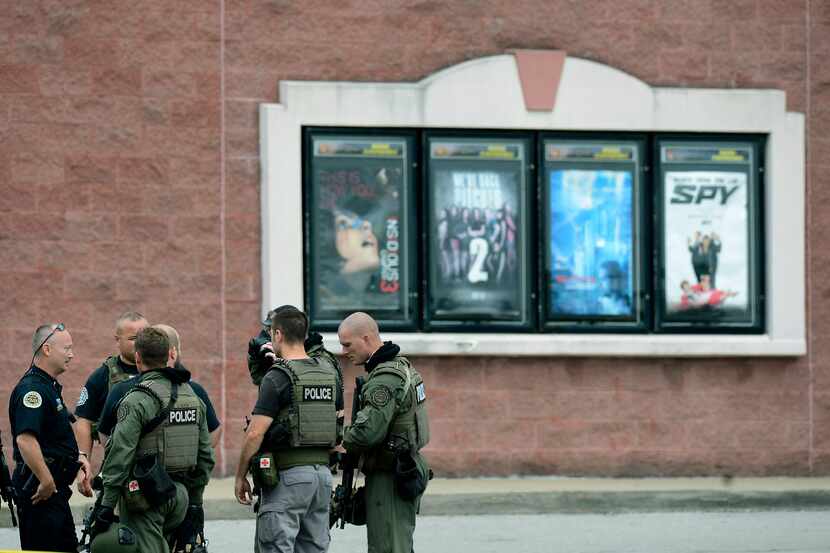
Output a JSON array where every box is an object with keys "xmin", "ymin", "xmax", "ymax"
[{"xmin": 0, "ymin": 0, "xmax": 827, "ymax": 477}]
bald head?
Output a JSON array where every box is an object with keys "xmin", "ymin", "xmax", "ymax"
[
  {"xmin": 152, "ymin": 324, "xmax": 180, "ymax": 366},
  {"xmin": 339, "ymin": 312, "xmax": 379, "ymax": 338},
  {"xmin": 338, "ymin": 312, "xmax": 383, "ymax": 365}
]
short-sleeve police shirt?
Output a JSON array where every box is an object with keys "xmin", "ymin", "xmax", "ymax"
[
  {"xmin": 252, "ymin": 369, "xmax": 291, "ymax": 418},
  {"xmin": 74, "ymin": 357, "xmax": 139, "ymax": 422},
  {"xmin": 9, "ymin": 366, "xmax": 79, "ymax": 464}
]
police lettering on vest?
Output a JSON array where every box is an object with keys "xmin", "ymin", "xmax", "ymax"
[
  {"xmin": 303, "ymin": 385, "xmax": 333, "ymax": 402},
  {"xmin": 168, "ymin": 408, "xmax": 198, "ymax": 425}
]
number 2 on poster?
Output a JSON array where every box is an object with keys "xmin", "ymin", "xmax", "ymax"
[{"xmin": 468, "ymin": 238, "xmax": 489, "ymax": 283}]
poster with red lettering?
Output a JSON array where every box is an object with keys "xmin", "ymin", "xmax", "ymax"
[{"xmin": 307, "ymin": 135, "xmax": 415, "ymax": 329}]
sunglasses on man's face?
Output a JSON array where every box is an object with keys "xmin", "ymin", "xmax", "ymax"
[{"xmin": 30, "ymin": 323, "xmax": 65, "ymax": 368}]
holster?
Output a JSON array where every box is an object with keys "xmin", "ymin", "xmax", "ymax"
[
  {"xmin": 17, "ymin": 456, "xmax": 80, "ymax": 497},
  {"xmin": 123, "ymin": 454, "xmax": 176, "ymax": 512},
  {"xmin": 394, "ymin": 450, "xmax": 428, "ymax": 501},
  {"xmin": 49, "ymin": 456, "xmax": 82, "ymax": 488}
]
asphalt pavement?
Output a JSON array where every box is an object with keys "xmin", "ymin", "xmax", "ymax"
[
  {"xmin": 2, "ymin": 476, "xmax": 830, "ymax": 551},
  {"xmin": 1, "ymin": 511, "xmax": 829, "ymax": 552},
  {"xmin": 4, "ymin": 475, "xmax": 830, "ymax": 527}
]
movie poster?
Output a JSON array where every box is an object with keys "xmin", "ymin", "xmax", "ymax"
[
  {"xmin": 309, "ymin": 137, "xmax": 411, "ymax": 324},
  {"xmin": 549, "ymin": 169, "xmax": 634, "ymax": 317},
  {"xmin": 663, "ymin": 170, "xmax": 749, "ymax": 318},
  {"xmin": 428, "ymin": 140, "xmax": 526, "ymax": 322}
]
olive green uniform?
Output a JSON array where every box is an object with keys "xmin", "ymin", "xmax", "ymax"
[
  {"xmin": 343, "ymin": 347, "xmax": 430, "ymax": 553},
  {"xmin": 100, "ymin": 370, "xmax": 215, "ymax": 553}
]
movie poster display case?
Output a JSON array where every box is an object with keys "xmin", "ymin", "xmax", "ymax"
[
  {"xmin": 422, "ymin": 133, "xmax": 535, "ymax": 331},
  {"xmin": 654, "ymin": 136, "xmax": 765, "ymax": 333},
  {"xmin": 303, "ymin": 129, "xmax": 419, "ymax": 331},
  {"xmin": 540, "ymin": 136, "xmax": 649, "ymax": 332}
]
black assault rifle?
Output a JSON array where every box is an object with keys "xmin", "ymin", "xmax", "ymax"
[
  {"xmin": 329, "ymin": 375, "xmax": 364, "ymax": 529},
  {"xmin": 78, "ymin": 475, "xmax": 105, "ymax": 552}
]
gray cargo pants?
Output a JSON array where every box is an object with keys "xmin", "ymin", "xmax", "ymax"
[{"xmin": 256, "ymin": 464, "xmax": 333, "ymax": 553}]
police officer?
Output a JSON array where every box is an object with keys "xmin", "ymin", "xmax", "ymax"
[
  {"xmin": 92, "ymin": 327, "xmax": 215, "ymax": 553},
  {"xmin": 9, "ymin": 323, "xmax": 91, "ymax": 552},
  {"xmin": 249, "ymin": 308, "xmax": 344, "ymax": 403},
  {"xmin": 339, "ymin": 312, "xmax": 431, "ymax": 553},
  {"xmin": 96, "ymin": 324, "xmax": 220, "ymax": 553},
  {"xmin": 235, "ymin": 305, "xmax": 342, "ymax": 553},
  {"xmin": 75, "ymin": 311, "xmax": 148, "ymax": 479},
  {"xmin": 98, "ymin": 324, "xmax": 222, "ymax": 448}
]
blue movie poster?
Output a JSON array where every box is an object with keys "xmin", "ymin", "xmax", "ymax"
[{"xmin": 550, "ymin": 170, "xmax": 634, "ymax": 317}]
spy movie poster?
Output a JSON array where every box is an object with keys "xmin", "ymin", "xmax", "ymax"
[
  {"xmin": 429, "ymin": 141, "xmax": 525, "ymax": 321},
  {"xmin": 663, "ymin": 171, "xmax": 749, "ymax": 318},
  {"xmin": 309, "ymin": 137, "xmax": 410, "ymax": 322},
  {"xmin": 549, "ymin": 169, "xmax": 634, "ymax": 317}
]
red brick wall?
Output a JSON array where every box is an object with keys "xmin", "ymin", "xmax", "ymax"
[{"xmin": 0, "ymin": 0, "xmax": 827, "ymax": 477}]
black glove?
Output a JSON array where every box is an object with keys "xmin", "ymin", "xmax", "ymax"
[
  {"xmin": 169, "ymin": 503, "xmax": 206, "ymax": 553},
  {"xmin": 91, "ymin": 505, "xmax": 115, "ymax": 540}
]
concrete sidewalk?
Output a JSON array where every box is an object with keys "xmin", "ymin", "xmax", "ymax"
[{"xmin": 35, "ymin": 475, "xmax": 830, "ymax": 526}]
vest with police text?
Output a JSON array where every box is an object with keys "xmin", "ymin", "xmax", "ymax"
[
  {"xmin": 134, "ymin": 379, "xmax": 202, "ymax": 473},
  {"xmin": 272, "ymin": 357, "xmax": 338, "ymax": 469}
]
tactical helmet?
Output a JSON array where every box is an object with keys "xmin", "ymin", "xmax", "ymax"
[{"xmin": 91, "ymin": 524, "xmax": 139, "ymax": 553}]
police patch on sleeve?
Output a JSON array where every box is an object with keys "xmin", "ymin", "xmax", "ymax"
[
  {"xmin": 76, "ymin": 386, "xmax": 89, "ymax": 407},
  {"xmin": 117, "ymin": 403, "xmax": 130, "ymax": 422},
  {"xmin": 416, "ymin": 382, "xmax": 427, "ymax": 404},
  {"xmin": 369, "ymin": 386, "xmax": 392, "ymax": 408},
  {"xmin": 23, "ymin": 391, "xmax": 42, "ymax": 409}
]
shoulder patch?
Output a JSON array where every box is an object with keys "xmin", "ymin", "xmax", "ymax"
[
  {"xmin": 23, "ymin": 391, "xmax": 42, "ymax": 409},
  {"xmin": 76, "ymin": 386, "xmax": 89, "ymax": 407},
  {"xmin": 117, "ymin": 403, "xmax": 130, "ymax": 423},
  {"xmin": 416, "ymin": 382, "xmax": 427, "ymax": 404},
  {"xmin": 369, "ymin": 385, "xmax": 392, "ymax": 408}
]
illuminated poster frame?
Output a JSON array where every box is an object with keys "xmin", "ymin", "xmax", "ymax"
[
  {"xmin": 540, "ymin": 135, "xmax": 650, "ymax": 332},
  {"xmin": 654, "ymin": 136, "xmax": 765, "ymax": 333},
  {"xmin": 423, "ymin": 132, "xmax": 535, "ymax": 331},
  {"xmin": 303, "ymin": 128, "xmax": 419, "ymax": 331}
]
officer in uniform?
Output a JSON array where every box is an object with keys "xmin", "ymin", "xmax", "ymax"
[
  {"xmin": 98, "ymin": 324, "xmax": 222, "ymax": 448},
  {"xmin": 9, "ymin": 323, "xmax": 91, "ymax": 552},
  {"xmin": 339, "ymin": 312, "xmax": 431, "ymax": 553},
  {"xmin": 91, "ymin": 327, "xmax": 215, "ymax": 553},
  {"xmin": 75, "ymin": 311, "xmax": 148, "ymax": 481},
  {"xmin": 96, "ymin": 324, "xmax": 221, "ymax": 552},
  {"xmin": 235, "ymin": 305, "xmax": 342, "ymax": 553}
]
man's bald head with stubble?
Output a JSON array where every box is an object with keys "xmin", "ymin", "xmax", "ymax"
[{"xmin": 338, "ymin": 312, "xmax": 383, "ymax": 365}]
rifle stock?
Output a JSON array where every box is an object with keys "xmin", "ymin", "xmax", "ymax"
[{"xmin": 330, "ymin": 375, "xmax": 364, "ymax": 529}]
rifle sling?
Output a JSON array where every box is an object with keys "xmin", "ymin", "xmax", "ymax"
[{"xmin": 128, "ymin": 382, "xmax": 179, "ymax": 438}]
